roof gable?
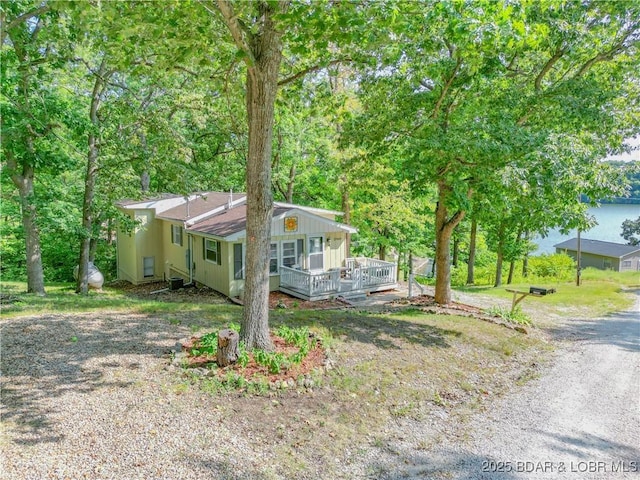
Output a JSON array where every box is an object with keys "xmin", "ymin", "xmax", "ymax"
[
  {"xmin": 116, "ymin": 192, "xmax": 357, "ymax": 239},
  {"xmin": 187, "ymin": 205, "xmax": 357, "ymax": 239},
  {"xmin": 554, "ymin": 238, "xmax": 640, "ymax": 258}
]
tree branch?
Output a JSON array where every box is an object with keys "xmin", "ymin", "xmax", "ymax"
[
  {"xmin": 278, "ymin": 58, "xmax": 352, "ymax": 87},
  {"xmin": 430, "ymin": 57, "xmax": 462, "ymax": 119},
  {"xmin": 534, "ymin": 46, "xmax": 566, "ymax": 91},
  {"xmin": 574, "ymin": 27, "xmax": 637, "ymax": 78},
  {"xmin": 213, "ymin": 0, "xmax": 256, "ymax": 67},
  {"xmin": 1, "ymin": 4, "xmax": 50, "ymax": 44}
]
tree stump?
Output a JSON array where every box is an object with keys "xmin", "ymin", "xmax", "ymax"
[{"xmin": 217, "ymin": 329, "xmax": 239, "ymax": 367}]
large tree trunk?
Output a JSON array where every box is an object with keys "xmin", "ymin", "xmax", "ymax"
[
  {"xmin": 466, "ymin": 217, "xmax": 477, "ymax": 285},
  {"xmin": 77, "ymin": 60, "xmax": 108, "ymax": 295},
  {"xmin": 218, "ymin": 0, "xmax": 284, "ymax": 351},
  {"xmin": 76, "ymin": 132, "xmax": 99, "ymax": 294},
  {"xmin": 434, "ymin": 180, "xmax": 465, "ymax": 305},
  {"xmin": 4, "ymin": 21, "xmax": 47, "ymax": 296},
  {"xmin": 12, "ymin": 164, "xmax": 46, "ymax": 295}
]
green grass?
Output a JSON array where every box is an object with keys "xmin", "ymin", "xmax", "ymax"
[
  {"xmin": 457, "ymin": 267, "xmax": 636, "ymax": 323},
  {"xmin": 0, "ymin": 281, "xmax": 239, "ymax": 319}
]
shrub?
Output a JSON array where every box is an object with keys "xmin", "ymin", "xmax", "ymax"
[{"xmin": 527, "ymin": 253, "xmax": 574, "ymax": 280}]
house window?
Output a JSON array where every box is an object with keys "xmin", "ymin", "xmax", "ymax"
[
  {"xmin": 234, "ymin": 243, "xmax": 243, "ymax": 279},
  {"xmin": 622, "ymin": 260, "xmax": 632, "ymax": 269},
  {"xmin": 171, "ymin": 225, "xmax": 183, "ymax": 246},
  {"xmin": 282, "ymin": 241, "xmax": 297, "ymax": 268},
  {"xmin": 309, "ymin": 236, "xmax": 324, "ymax": 270},
  {"xmin": 270, "ymin": 243, "xmax": 278, "ymax": 274},
  {"xmin": 143, "ymin": 257, "xmax": 154, "ymax": 278},
  {"xmin": 204, "ymin": 238, "xmax": 221, "ymax": 265}
]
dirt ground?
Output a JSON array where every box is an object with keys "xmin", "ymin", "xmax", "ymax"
[
  {"xmin": 1, "ymin": 281, "xmax": 552, "ymax": 480},
  {"xmin": 112, "ymin": 280, "xmax": 347, "ymax": 310}
]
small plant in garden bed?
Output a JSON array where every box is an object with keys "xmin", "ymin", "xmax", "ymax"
[
  {"xmin": 181, "ymin": 324, "xmax": 325, "ymax": 391},
  {"xmin": 485, "ymin": 306, "xmax": 532, "ymax": 326}
]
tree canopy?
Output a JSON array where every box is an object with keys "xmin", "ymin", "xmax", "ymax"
[{"xmin": 2, "ymin": 0, "xmax": 639, "ymax": 322}]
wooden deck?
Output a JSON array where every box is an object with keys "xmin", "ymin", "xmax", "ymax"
[{"xmin": 279, "ymin": 258, "xmax": 397, "ymax": 301}]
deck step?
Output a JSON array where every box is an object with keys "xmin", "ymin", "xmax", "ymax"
[{"xmin": 337, "ymin": 292, "xmax": 367, "ymax": 301}]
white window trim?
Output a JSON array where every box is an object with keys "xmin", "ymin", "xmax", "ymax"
[
  {"xmin": 281, "ymin": 240, "xmax": 298, "ymax": 269},
  {"xmin": 233, "ymin": 243, "xmax": 244, "ymax": 280},
  {"xmin": 172, "ymin": 225, "xmax": 183, "ymax": 246},
  {"xmin": 269, "ymin": 242, "xmax": 279, "ymax": 275},
  {"xmin": 204, "ymin": 238, "xmax": 221, "ymax": 264},
  {"xmin": 308, "ymin": 235, "xmax": 325, "ymax": 272},
  {"xmin": 143, "ymin": 256, "xmax": 155, "ymax": 278}
]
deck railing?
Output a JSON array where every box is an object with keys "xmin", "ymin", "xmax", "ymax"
[
  {"xmin": 280, "ymin": 258, "xmax": 397, "ymax": 299},
  {"xmin": 345, "ymin": 257, "xmax": 396, "ymax": 289},
  {"xmin": 279, "ymin": 267, "xmax": 341, "ymax": 298}
]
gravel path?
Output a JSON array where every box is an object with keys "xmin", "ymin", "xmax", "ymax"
[
  {"xmin": 387, "ymin": 290, "xmax": 640, "ymax": 479},
  {"xmin": 2, "ymin": 292, "xmax": 637, "ymax": 479}
]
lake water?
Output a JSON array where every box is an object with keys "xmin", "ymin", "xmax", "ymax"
[{"xmin": 534, "ymin": 203, "xmax": 640, "ymax": 254}]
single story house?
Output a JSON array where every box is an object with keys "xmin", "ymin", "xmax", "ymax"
[
  {"xmin": 554, "ymin": 238, "xmax": 640, "ymax": 272},
  {"xmin": 116, "ymin": 192, "xmax": 397, "ymax": 300}
]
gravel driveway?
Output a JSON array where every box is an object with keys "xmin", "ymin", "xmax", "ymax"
[
  {"xmin": 1, "ymin": 292, "xmax": 637, "ymax": 479},
  {"xmin": 388, "ymin": 290, "xmax": 640, "ymax": 479}
]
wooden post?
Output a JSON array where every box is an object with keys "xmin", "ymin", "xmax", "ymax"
[
  {"xmin": 217, "ymin": 329, "xmax": 240, "ymax": 367},
  {"xmin": 576, "ymin": 229, "xmax": 581, "ymax": 286}
]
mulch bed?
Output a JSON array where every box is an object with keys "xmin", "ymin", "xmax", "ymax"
[
  {"xmin": 389, "ymin": 294, "xmax": 486, "ymax": 315},
  {"xmin": 181, "ymin": 332, "xmax": 326, "ymax": 384}
]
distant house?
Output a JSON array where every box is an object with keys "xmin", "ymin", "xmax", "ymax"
[
  {"xmin": 554, "ymin": 238, "xmax": 640, "ymax": 272},
  {"xmin": 115, "ymin": 192, "xmax": 397, "ymax": 300}
]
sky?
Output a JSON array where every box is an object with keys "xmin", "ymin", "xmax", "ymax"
[{"xmin": 606, "ymin": 136, "xmax": 640, "ymax": 162}]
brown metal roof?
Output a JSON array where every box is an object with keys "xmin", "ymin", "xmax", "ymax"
[
  {"xmin": 157, "ymin": 192, "xmax": 245, "ymax": 221},
  {"xmin": 188, "ymin": 205, "xmax": 292, "ymax": 238}
]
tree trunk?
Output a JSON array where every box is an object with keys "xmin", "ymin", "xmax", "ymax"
[
  {"xmin": 466, "ymin": 217, "xmax": 477, "ymax": 285},
  {"xmin": 507, "ymin": 228, "xmax": 522, "ymax": 285},
  {"xmin": 452, "ymin": 229, "xmax": 459, "ymax": 267},
  {"xmin": 76, "ymin": 136, "xmax": 98, "ymax": 294},
  {"xmin": 220, "ymin": 1, "xmax": 283, "ymax": 351},
  {"xmin": 4, "ymin": 24, "xmax": 46, "ymax": 296},
  {"xmin": 507, "ymin": 260, "xmax": 515, "ymax": 284},
  {"xmin": 77, "ymin": 60, "xmax": 108, "ymax": 295},
  {"xmin": 494, "ymin": 223, "xmax": 505, "ymax": 287},
  {"xmin": 522, "ymin": 230, "xmax": 530, "ymax": 278},
  {"xmin": 14, "ymin": 165, "xmax": 46, "ymax": 295},
  {"xmin": 217, "ymin": 329, "xmax": 240, "ymax": 367},
  {"xmin": 434, "ymin": 180, "xmax": 465, "ymax": 305},
  {"xmin": 340, "ymin": 176, "xmax": 351, "ymax": 257},
  {"xmin": 139, "ymin": 131, "xmax": 151, "ymax": 192}
]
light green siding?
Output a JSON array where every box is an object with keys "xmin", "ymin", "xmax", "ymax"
[
  {"xmin": 117, "ymin": 209, "xmax": 164, "ymax": 284},
  {"xmin": 193, "ymin": 234, "xmax": 231, "ymax": 296}
]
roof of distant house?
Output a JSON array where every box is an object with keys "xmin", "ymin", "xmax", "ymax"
[{"xmin": 554, "ymin": 238, "xmax": 640, "ymax": 258}]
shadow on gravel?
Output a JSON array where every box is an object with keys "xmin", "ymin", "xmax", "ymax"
[
  {"xmin": 547, "ymin": 308, "xmax": 640, "ymax": 353},
  {"xmin": 272, "ymin": 310, "xmax": 461, "ymax": 351},
  {"xmin": 368, "ymin": 450, "xmax": 521, "ymax": 480},
  {"xmin": 0, "ymin": 312, "xmax": 200, "ymax": 445},
  {"xmin": 1, "ymin": 308, "xmax": 460, "ymax": 449},
  {"xmin": 530, "ymin": 429, "xmax": 640, "ymax": 463}
]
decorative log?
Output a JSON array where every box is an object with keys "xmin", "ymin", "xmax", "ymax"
[{"xmin": 217, "ymin": 329, "xmax": 239, "ymax": 367}]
